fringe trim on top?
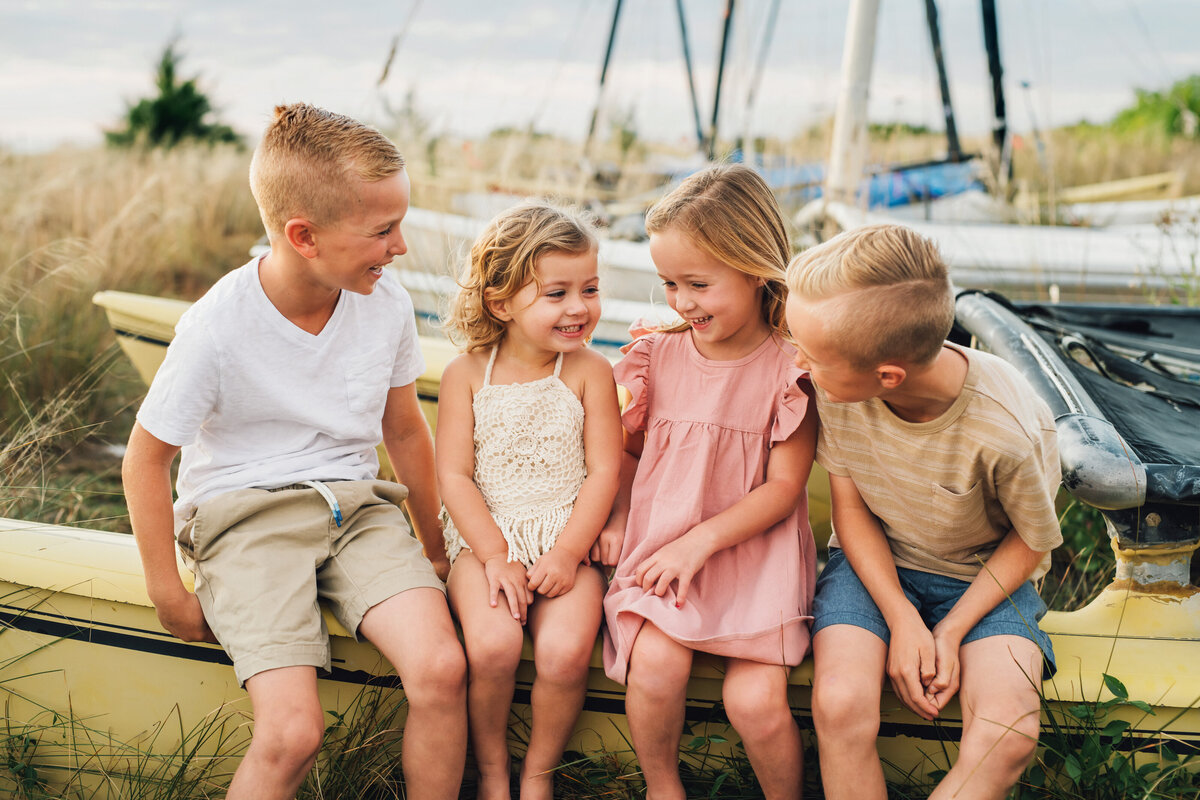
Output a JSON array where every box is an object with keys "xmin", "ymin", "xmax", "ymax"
[{"xmin": 442, "ymin": 500, "xmax": 574, "ymax": 569}]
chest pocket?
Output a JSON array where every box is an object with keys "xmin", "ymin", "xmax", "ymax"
[
  {"xmin": 345, "ymin": 348, "xmax": 391, "ymax": 415},
  {"xmin": 928, "ymin": 481, "xmax": 993, "ymax": 546}
]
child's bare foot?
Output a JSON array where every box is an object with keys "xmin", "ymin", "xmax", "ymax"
[
  {"xmin": 476, "ymin": 765, "xmax": 513, "ymax": 800},
  {"xmin": 518, "ymin": 764, "xmax": 555, "ymax": 800}
]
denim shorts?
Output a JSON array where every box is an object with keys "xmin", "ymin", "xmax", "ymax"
[{"xmin": 812, "ymin": 548, "xmax": 1056, "ymax": 676}]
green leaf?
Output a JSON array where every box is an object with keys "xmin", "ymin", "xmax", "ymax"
[
  {"xmin": 1065, "ymin": 753, "xmax": 1083, "ymax": 782},
  {"xmin": 1129, "ymin": 700, "xmax": 1153, "ymax": 713},
  {"xmin": 1101, "ymin": 719, "xmax": 1130, "ymax": 739},
  {"xmin": 1102, "ymin": 673, "xmax": 1129, "ymax": 699},
  {"xmin": 1069, "ymin": 703, "xmax": 1092, "ymax": 719}
]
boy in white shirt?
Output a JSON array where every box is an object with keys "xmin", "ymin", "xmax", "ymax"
[{"xmin": 123, "ymin": 103, "xmax": 466, "ymax": 800}]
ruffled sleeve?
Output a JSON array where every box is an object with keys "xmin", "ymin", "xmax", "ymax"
[
  {"xmin": 613, "ymin": 333, "xmax": 655, "ymax": 433},
  {"xmin": 770, "ymin": 367, "xmax": 814, "ymax": 445}
]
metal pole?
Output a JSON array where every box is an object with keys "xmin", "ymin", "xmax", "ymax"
[
  {"xmin": 675, "ymin": 0, "xmax": 706, "ymax": 152},
  {"xmin": 708, "ymin": 0, "xmax": 735, "ymax": 160},
  {"xmin": 923, "ymin": 0, "xmax": 962, "ymax": 162},
  {"xmin": 741, "ymin": 0, "xmax": 782, "ymax": 159},
  {"xmin": 980, "ymin": 0, "xmax": 1009, "ymax": 173},
  {"xmin": 584, "ymin": 0, "xmax": 625, "ymax": 161},
  {"xmin": 825, "ymin": 0, "xmax": 880, "ymax": 205}
]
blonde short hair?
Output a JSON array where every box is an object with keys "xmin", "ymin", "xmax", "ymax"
[
  {"xmin": 645, "ymin": 163, "xmax": 791, "ymax": 336},
  {"xmin": 249, "ymin": 103, "xmax": 405, "ymax": 237},
  {"xmin": 445, "ymin": 202, "xmax": 598, "ymax": 352},
  {"xmin": 786, "ymin": 224, "xmax": 954, "ymax": 368}
]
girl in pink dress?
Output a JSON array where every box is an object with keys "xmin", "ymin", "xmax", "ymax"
[{"xmin": 601, "ymin": 164, "xmax": 818, "ymax": 800}]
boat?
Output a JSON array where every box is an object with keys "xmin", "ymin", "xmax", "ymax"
[{"xmin": 4, "ymin": 285, "xmax": 1199, "ymax": 796}]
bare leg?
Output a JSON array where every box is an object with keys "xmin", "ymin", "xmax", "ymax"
[
  {"xmin": 626, "ymin": 622, "xmax": 693, "ymax": 800},
  {"xmin": 928, "ymin": 636, "xmax": 1042, "ymax": 800},
  {"xmin": 723, "ymin": 658, "xmax": 804, "ymax": 799},
  {"xmin": 811, "ymin": 625, "xmax": 889, "ymax": 800},
  {"xmin": 519, "ymin": 564, "xmax": 606, "ymax": 800},
  {"xmin": 360, "ymin": 586, "xmax": 469, "ymax": 800},
  {"xmin": 446, "ymin": 552, "xmax": 524, "ymax": 800},
  {"xmin": 227, "ymin": 666, "xmax": 324, "ymax": 800}
]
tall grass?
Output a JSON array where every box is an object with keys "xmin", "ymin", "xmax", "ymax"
[{"xmin": 0, "ymin": 145, "xmax": 261, "ymax": 435}]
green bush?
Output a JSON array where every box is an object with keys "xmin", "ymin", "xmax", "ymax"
[{"xmin": 106, "ymin": 41, "xmax": 241, "ymax": 149}]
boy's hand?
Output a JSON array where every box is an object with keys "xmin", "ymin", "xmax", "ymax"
[
  {"xmin": 154, "ymin": 591, "xmax": 218, "ymax": 644},
  {"xmin": 527, "ymin": 548, "xmax": 580, "ymax": 598},
  {"xmin": 926, "ymin": 623, "xmax": 965, "ymax": 711},
  {"xmin": 484, "ymin": 556, "xmax": 533, "ymax": 624},
  {"xmin": 634, "ymin": 535, "xmax": 707, "ymax": 607},
  {"xmin": 886, "ymin": 613, "xmax": 941, "ymax": 720},
  {"xmin": 589, "ymin": 523, "xmax": 624, "ymax": 567}
]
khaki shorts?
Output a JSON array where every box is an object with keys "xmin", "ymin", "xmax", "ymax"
[{"xmin": 178, "ymin": 479, "xmax": 444, "ymax": 685}]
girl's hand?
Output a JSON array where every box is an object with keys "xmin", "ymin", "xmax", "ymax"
[
  {"xmin": 589, "ymin": 521, "xmax": 624, "ymax": 567},
  {"xmin": 634, "ymin": 534, "xmax": 709, "ymax": 607},
  {"xmin": 526, "ymin": 547, "xmax": 580, "ymax": 598},
  {"xmin": 484, "ymin": 555, "xmax": 533, "ymax": 624}
]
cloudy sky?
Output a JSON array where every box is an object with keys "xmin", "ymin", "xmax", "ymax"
[{"xmin": 4, "ymin": 0, "xmax": 1199, "ymax": 152}]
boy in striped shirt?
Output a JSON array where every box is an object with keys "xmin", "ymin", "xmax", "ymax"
[{"xmin": 785, "ymin": 224, "xmax": 1061, "ymax": 800}]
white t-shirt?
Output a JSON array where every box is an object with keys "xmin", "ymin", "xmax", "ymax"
[{"xmin": 136, "ymin": 258, "xmax": 425, "ymax": 528}]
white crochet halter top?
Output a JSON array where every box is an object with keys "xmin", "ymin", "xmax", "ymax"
[{"xmin": 442, "ymin": 348, "xmax": 586, "ymax": 567}]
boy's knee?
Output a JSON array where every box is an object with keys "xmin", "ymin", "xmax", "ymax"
[
  {"xmin": 964, "ymin": 708, "xmax": 1040, "ymax": 771},
  {"xmin": 405, "ymin": 639, "xmax": 468, "ymax": 704},
  {"xmin": 812, "ymin": 678, "xmax": 879, "ymax": 740},
  {"xmin": 252, "ymin": 709, "xmax": 324, "ymax": 769}
]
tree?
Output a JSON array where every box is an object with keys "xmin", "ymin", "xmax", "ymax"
[
  {"xmin": 1111, "ymin": 74, "xmax": 1200, "ymax": 139},
  {"xmin": 106, "ymin": 40, "xmax": 241, "ymax": 148}
]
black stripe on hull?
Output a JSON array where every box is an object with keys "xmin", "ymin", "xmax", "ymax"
[{"xmin": 4, "ymin": 604, "xmax": 1198, "ymax": 751}]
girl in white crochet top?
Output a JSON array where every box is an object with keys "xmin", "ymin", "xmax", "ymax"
[{"xmin": 437, "ymin": 203, "xmax": 622, "ymax": 800}]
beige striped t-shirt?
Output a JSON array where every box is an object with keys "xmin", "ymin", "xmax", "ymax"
[{"xmin": 816, "ymin": 343, "xmax": 1062, "ymax": 580}]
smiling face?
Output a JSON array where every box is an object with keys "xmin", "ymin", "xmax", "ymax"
[
  {"xmin": 309, "ymin": 169, "xmax": 411, "ymax": 295},
  {"xmin": 649, "ymin": 227, "xmax": 767, "ymax": 360},
  {"xmin": 786, "ymin": 295, "xmax": 885, "ymax": 404},
  {"xmin": 496, "ymin": 248, "xmax": 601, "ymax": 355}
]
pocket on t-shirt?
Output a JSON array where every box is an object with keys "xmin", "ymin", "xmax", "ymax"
[
  {"xmin": 929, "ymin": 481, "xmax": 992, "ymax": 542},
  {"xmin": 345, "ymin": 348, "xmax": 391, "ymax": 415}
]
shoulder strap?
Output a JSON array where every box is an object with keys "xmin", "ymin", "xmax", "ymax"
[
  {"xmin": 553, "ymin": 351, "xmax": 564, "ymax": 378},
  {"xmin": 483, "ymin": 347, "xmax": 499, "ymax": 385}
]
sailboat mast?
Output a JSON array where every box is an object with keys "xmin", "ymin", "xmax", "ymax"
[
  {"xmin": 584, "ymin": 0, "xmax": 625, "ymax": 162},
  {"xmin": 675, "ymin": 0, "xmax": 706, "ymax": 152},
  {"xmin": 923, "ymin": 0, "xmax": 962, "ymax": 162},
  {"xmin": 707, "ymin": 0, "xmax": 735, "ymax": 160},
  {"xmin": 980, "ymin": 0, "xmax": 1008, "ymax": 167},
  {"xmin": 825, "ymin": 0, "xmax": 880, "ymax": 205}
]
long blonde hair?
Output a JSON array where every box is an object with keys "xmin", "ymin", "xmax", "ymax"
[
  {"xmin": 645, "ymin": 163, "xmax": 791, "ymax": 336},
  {"xmin": 445, "ymin": 202, "xmax": 598, "ymax": 352}
]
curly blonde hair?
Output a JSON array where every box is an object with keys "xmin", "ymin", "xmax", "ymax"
[
  {"xmin": 645, "ymin": 162, "xmax": 791, "ymax": 336},
  {"xmin": 249, "ymin": 103, "xmax": 405, "ymax": 238},
  {"xmin": 445, "ymin": 202, "xmax": 598, "ymax": 351},
  {"xmin": 786, "ymin": 223, "xmax": 954, "ymax": 368}
]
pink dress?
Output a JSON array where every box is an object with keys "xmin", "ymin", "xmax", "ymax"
[{"xmin": 602, "ymin": 331, "xmax": 817, "ymax": 684}]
